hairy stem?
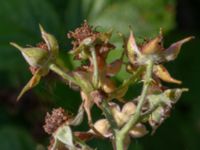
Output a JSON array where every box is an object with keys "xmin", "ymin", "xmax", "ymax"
[{"xmin": 115, "ymin": 59, "xmax": 154, "ymax": 150}]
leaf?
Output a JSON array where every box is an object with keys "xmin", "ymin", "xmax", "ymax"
[
  {"xmin": 0, "ymin": 126, "xmax": 36, "ymax": 150},
  {"xmin": 153, "ymin": 64, "xmax": 182, "ymax": 84},
  {"xmin": 89, "ymin": 0, "xmax": 175, "ymax": 37}
]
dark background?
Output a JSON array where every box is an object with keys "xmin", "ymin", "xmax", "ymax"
[{"xmin": 0, "ymin": 0, "xmax": 200, "ymax": 150}]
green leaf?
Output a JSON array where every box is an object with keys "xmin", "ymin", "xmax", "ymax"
[
  {"xmin": 0, "ymin": 126, "xmax": 36, "ymax": 150},
  {"xmin": 88, "ymin": 0, "xmax": 175, "ymax": 37}
]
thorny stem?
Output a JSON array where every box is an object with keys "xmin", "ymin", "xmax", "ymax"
[
  {"xmin": 115, "ymin": 59, "xmax": 154, "ymax": 150},
  {"xmin": 91, "ymin": 47, "xmax": 99, "ymax": 89},
  {"xmin": 49, "ymin": 63, "xmax": 79, "ymax": 86}
]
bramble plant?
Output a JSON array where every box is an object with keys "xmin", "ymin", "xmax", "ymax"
[{"xmin": 11, "ymin": 21, "xmax": 194, "ymax": 150}]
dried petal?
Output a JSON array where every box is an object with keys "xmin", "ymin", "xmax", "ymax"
[
  {"xmin": 101, "ymin": 78, "xmax": 116, "ymax": 94},
  {"xmin": 154, "ymin": 65, "xmax": 182, "ymax": 84},
  {"xmin": 106, "ymin": 59, "xmax": 122, "ymax": 76},
  {"xmin": 164, "ymin": 36, "xmax": 194, "ymax": 61},
  {"xmin": 74, "ymin": 131, "xmax": 94, "ymax": 141}
]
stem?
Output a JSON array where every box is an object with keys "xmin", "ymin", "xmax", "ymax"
[
  {"xmin": 49, "ymin": 63, "xmax": 79, "ymax": 85},
  {"xmin": 115, "ymin": 132, "xmax": 124, "ymax": 150},
  {"xmin": 101, "ymin": 100, "xmax": 118, "ymax": 130},
  {"xmin": 115, "ymin": 59, "xmax": 154, "ymax": 150},
  {"xmin": 91, "ymin": 47, "xmax": 99, "ymax": 88}
]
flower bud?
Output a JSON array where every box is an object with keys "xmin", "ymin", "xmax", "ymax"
[
  {"xmin": 91, "ymin": 119, "xmax": 111, "ymax": 137},
  {"xmin": 129, "ymin": 123, "xmax": 148, "ymax": 138},
  {"xmin": 109, "ymin": 102, "xmax": 137, "ymax": 127},
  {"xmin": 109, "ymin": 103, "xmax": 124, "ymax": 127},
  {"xmin": 120, "ymin": 102, "xmax": 136, "ymax": 124},
  {"xmin": 122, "ymin": 102, "xmax": 136, "ymax": 116}
]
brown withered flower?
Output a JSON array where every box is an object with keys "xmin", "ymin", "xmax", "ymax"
[
  {"xmin": 67, "ymin": 20, "xmax": 99, "ymax": 49},
  {"xmin": 43, "ymin": 107, "xmax": 70, "ymax": 134}
]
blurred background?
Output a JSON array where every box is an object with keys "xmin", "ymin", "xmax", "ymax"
[{"xmin": 0, "ymin": 0, "xmax": 200, "ymax": 149}]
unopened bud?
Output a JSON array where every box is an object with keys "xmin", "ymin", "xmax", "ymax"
[
  {"xmin": 122, "ymin": 102, "xmax": 136, "ymax": 116},
  {"xmin": 91, "ymin": 119, "xmax": 111, "ymax": 137},
  {"xmin": 129, "ymin": 123, "xmax": 148, "ymax": 138}
]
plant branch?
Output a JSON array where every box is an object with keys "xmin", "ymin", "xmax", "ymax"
[
  {"xmin": 115, "ymin": 59, "xmax": 154, "ymax": 150},
  {"xmin": 49, "ymin": 63, "xmax": 79, "ymax": 86},
  {"xmin": 91, "ymin": 47, "xmax": 99, "ymax": 89}
]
